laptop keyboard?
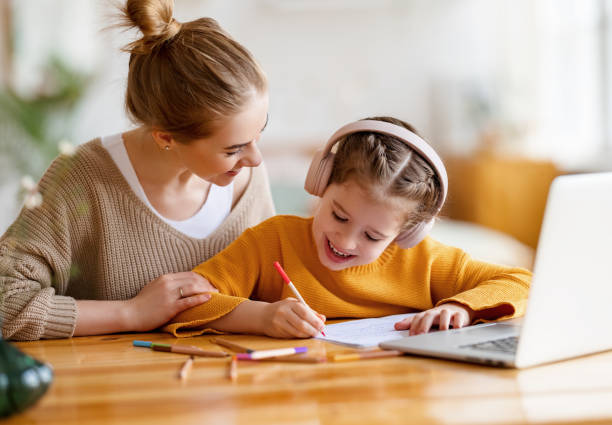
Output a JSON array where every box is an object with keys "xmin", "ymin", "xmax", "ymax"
[{"xmin": 460, "ymin": 336, "xmax": 518, "ymax": 353}]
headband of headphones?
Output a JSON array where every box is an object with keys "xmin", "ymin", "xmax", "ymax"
[
  {"xmin": 305, "ymin": 119, "xmax": 448, "ymax": 209},
  {"xmin": 303, "ymin": 120, "xmax": 448, "ymax": 248}
]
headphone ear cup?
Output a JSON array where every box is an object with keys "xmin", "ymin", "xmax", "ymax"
[
  {"xmin": 394, "ymin": 219, "xmax": 435, "ymax": 249},
  {"xmin": 304, "ymin": 151, "xmax": 335, "ymax": 197}
]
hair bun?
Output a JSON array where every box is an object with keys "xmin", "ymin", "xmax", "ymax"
[{"xmin": 122, "ymin": 0, "xmax": 181, "ymax": 54}]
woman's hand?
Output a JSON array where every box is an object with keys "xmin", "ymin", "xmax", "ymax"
[
  {"xmin": 394, "ymin": 303, "xmax": 474, "ymax": 336},
  {"xmin": 261, "ymin": 298, "xmax": 326, "ymax": 339},
  {"xmin": 125, "ymin": 272, "xmax": 218, "ymax": 332}
]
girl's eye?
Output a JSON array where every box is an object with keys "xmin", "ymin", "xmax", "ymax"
[
  {"xmin": 332, "ymin": 211, "xmax": 347, "ymax": 222},
  {"xmin": 365, "ymin": 233, "xmax": 380, "ymax": 242}
]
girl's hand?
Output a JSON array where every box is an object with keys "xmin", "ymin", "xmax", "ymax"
[
  {"xmin": 125, "ymin": 272, "xmax": 218, "ymax": 332},
  {"xmin": 261, "ymin": 298, "xmax": 326, "ymax": 338},
  {"xmin": 394, "ymin": 303, "xmax": 474, "ymax": 336}
]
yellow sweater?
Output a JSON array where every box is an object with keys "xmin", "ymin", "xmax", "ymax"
[{"xmin": 163, "ymin": 215, "xmax": 531, "ymax": 337}]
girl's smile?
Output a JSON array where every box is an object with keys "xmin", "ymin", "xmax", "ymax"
[
  {"xmin": 324, "ymin": 236, "xmax": 356, "ymax": 263},
  {"xmin": 312, "ymin": 180, "xmax": 417, "ymax": 271}
]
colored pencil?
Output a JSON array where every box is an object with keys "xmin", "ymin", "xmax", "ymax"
[
  {"xmin": 133, "ymin": 340, "xmax": 230, "ymax": 357},
  {"xmin": 261, "ymin": 353, "xmax": 327, "ymax": 363},
  {"xmin": 210, "ymin": 337, "xmax": 254, "ymax": 353},
  {"xmin": 178, "ymin": 356, "xmax": 194, "ymax": 380},
  {"xmin": 235, "ymin": 346, "xmax": 308, "ymax": 360},
  {"xmin": 331, "ymin": 350, "xmax": 403, "ymax": 362},
  {"xmin": 273, "ymin": 261, "xmax": 327, "ymax": 336},
  {"xmin": 228, "ymin": 356, "xmax": 238, "ymax": 381}
]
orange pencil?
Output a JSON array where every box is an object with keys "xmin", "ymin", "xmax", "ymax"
[
  {"xmin": 228, "ymin": 356, "xmax": 238, "ymax": 381},
  {"xmin": 178, "ymin": 356, "xmax": 194, "ymax": 380}
]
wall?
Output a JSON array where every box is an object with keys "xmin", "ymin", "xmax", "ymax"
[{"xmin": 0, "ymin": 0, "xmax": 604, "ymax": 232}]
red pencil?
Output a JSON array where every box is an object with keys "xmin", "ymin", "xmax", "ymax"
[{"xmin": 273, "ymin": 261, "xmax": 327, "ymax": 336}]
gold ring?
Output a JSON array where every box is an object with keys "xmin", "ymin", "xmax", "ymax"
[{"xmin": 179, "ymin": 287, "xmax": 184, "ymax": 298}]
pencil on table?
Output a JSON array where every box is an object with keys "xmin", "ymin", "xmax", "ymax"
[
  {"xmin": 262, "ymin": 353, "xmax": 327, "ymax": 363},
  {"xmin": 210, "ymin": 337, "xmax": 254, "ymax": 353},
  {"xmin": 153, "ymin": 343, "xmax": 229, "ymax": 357},
  {"xmin": 235, "ymin": 346, "xmax": 308, "ymax": 360},
  {"xmin": 179, "ymin": 356, "xmax": 194, "ymax": 380},
  {"xmin": 133, "ymin": 340, "xmax": 230, "ymax": 357},
  {"xmin": 228, "ymin": 356, "xmax": 238, "ymax": 381}
]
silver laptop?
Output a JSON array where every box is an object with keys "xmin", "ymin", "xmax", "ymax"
[{"xmin": 381, "ymin": 172, "xmax": 612, "ymax": 368}]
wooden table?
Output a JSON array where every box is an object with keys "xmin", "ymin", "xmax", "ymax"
[{"xmin": 6, "ymin": 332, "xmax": 612, "ymax": 425}]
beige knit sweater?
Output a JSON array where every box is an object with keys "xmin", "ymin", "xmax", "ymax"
[{"xmin": 0, "ymin": 139, "xmax": 275, "ymax": 341}]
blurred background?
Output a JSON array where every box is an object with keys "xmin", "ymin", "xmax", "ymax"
[{"xmin": 1, "ymin": 0, "xmax": 610, "ymax": 268}]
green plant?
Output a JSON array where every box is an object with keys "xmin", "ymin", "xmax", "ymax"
[{"xmin": 0, "ymin": 55, "xmax": 91, "ymax": 178}]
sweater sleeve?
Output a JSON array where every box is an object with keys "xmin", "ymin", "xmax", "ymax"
[
  {"xmin": 431, "ymin": 249, "xmax": 532, "ymax": 322},
  {"xmin": 162, "ymin": 227, "xmax": 265, "ymax": 337},
  {"xmin": 0, "ymin": 156, "xmax": 81, "ymax": 341}
]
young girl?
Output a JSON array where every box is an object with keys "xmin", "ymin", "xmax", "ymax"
[{"xmin": 163, "ymin": 117, "xmax": 531, "ymax": 339}]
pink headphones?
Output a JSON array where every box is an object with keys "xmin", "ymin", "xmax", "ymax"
[{"xmin": 304, "ymin": 119, "xmax": 448, "ymax": 248}]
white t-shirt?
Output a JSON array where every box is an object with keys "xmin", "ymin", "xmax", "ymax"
[{"xmin": 101, "ymin": 133, "xmax": 233, "ymax": 239}]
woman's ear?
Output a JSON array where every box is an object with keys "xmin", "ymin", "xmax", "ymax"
[{"xmin": 151, "ymin": 130, "xmax": 175, "ymax": 151}]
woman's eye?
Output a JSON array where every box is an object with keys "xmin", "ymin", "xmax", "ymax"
[
  {"xmin": 332, "ymin": 211, "xmax": 347, "ymax": 222},
  {"xmin": 365, "ymin": 233, "xmax": 380, "ymax": 242},
  {"xmin": 225, "ymin": 148, "xmax": 242, "ymax": 157}
]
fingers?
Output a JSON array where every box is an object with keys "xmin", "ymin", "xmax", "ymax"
[
  {"xmin": 451, "ymin": 311, "xmax": 468, "ymax": 329},
  {"xmin": 410, "ymin": 311, "xmax": 438, "ymax": 336},
  {"xmin": 176, "ymin": 282, "xmax": 217, "ymax": 298},
  {"xmin": 287, "ymin": 303, "xmax": 324, "ymax": 338},
  {"xmin": 394, "ymin": 316, "xmax": 414, "ymax": 330},
  {"xmin": 174, "ymin": 293, "xmax": 212, "ymax": 314},
  {"xmin": 396, "ymin": 306, "xmax": 472, "ymax": 336},
  {"xmin": 154, "ymin": 272, "xmax": 218, "ymax": 300},
  {"xmin": 186, "ymin": 272, "xmax": 219, "ymax": 292},
  {"xmin": 438, "ymin": 308, "xmax": 452, "ymax": 331},
  {"xmin": 161, "ymin": 271, "xmax": 218, "ymax": 291},
  {"xmin": 271, "ymin": 299, "xmax": 323, "ymax": 338}
]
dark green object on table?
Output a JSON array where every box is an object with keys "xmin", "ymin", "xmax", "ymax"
[{"xmin": 0, "ymin": 337, "xmax": 53, "ymax": 417}]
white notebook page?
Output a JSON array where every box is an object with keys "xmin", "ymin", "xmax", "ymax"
[{"xmin": 315, "ymin": 313, "xmax": 417, "ymax": 348}]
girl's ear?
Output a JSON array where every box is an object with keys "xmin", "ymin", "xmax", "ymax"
[{"xmin": 151, "ymin": 130, "xmax": 175, "ymax": 151}]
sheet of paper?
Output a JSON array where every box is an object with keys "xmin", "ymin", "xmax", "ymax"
[{"xmin": 315, "ymin": 313, "xmax": 417, "ymax": 348}]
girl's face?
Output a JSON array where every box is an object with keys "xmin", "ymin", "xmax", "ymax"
[
  {"xmin": 169, "ymin": 91, "xmax": 269, "ymax": 186},
  {"xmin": 311, "ymin": 180, "xmax": 416, "ymax": 271}
]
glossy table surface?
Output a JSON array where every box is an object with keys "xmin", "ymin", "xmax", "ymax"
[{"xmin": 6, "ymin": 331, "xmax": 612, "ymax": 425}]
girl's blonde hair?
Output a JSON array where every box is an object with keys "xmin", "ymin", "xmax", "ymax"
[
  {"xmin": 118, "ymin": 0, "xmax": 267, "ymax": 142},
  {"xmin": 328, "ymin": 116, "xmax": 443, "ymax": 229}
]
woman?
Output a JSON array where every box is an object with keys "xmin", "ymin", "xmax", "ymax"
[{"xmin": 0, "ymin": 0, "xmax": 274, "ymax": 340}]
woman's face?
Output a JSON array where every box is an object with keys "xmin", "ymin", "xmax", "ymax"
[
  {"xmin": 170, "ymin": 91, "xmax": 269, "ymax": 186},
  {"xmin": 311, "ymin": 180, "xmax": 415, "ymax": 271}
]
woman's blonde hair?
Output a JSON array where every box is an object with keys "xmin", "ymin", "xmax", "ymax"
[
  {"xmin": 118, "ymin": 0, "xmax": 267, "ymax": 142},
  {"xmin": 328, "ymin": 116, "xmax": 442, "ymax": 229}
]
